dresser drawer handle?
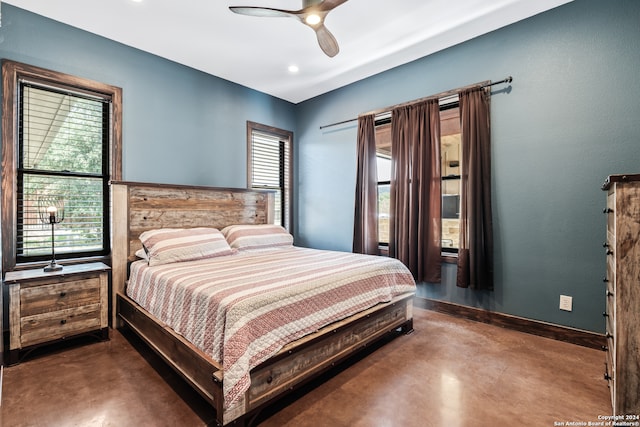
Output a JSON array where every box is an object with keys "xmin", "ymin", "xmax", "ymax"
[
  {"xmin": 601, "ymin": 345, "xmax": 608, "ymax": 352},
  {"xmin": 605, "ymin": 332, "xmax": 613, "ymax": 339},
  {"xmin": 604, "ymin": 372, "xmax": 612, "ymax": 381},
  {"xmin": 603, "ymin": 208, "xmax": 613, "ymax": 214},
  {"xmin": 266, "ymin": 375, "xmax": 273, "ymax": 384},
  {"xmin": 602, "ymin": 276, "xmax": 609, "ymax": 283},
  {"xmin": 606, "ymin": 290, "xmax": 613, "ymax": 297},
  {"xmin": 60, "ymin": 319, "xmax": 67, "ymax": 325},
  {"xmin": 602, "ymin": 311, "xmax": 609, "ymax": 318},
  {"xmin": 59, "ymin": 291, "xmax": 67, "ymax": 298}
]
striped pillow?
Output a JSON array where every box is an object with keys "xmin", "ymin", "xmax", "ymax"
[
  {"xmin": 139, "ymin": 227, "xmax": 235, "ymax": 266},
  {"xmin": 222, "ymin": 224, "xmax": 293, "ymax": 250}
]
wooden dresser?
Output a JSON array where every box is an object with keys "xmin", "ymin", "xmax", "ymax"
[
  {"xmin": 602, "ymin": 174, "xmax": 640, "ymax": 416},
  {"xmin": 5, "ymin": 262, "xmax": 110, "ymax": 365}
]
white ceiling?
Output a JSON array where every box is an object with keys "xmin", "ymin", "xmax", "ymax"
[{"xmin": 5, "ymin": 0, "xmax": 573, "ymax": 104}]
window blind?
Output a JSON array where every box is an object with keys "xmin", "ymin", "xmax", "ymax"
[
  {"xmin": 17, "ymin": 82, "xmax": 110, "ymax": 260},
  {"xmin": 249, "ymin": 130, "xmax": 290, "ymax": 229}
]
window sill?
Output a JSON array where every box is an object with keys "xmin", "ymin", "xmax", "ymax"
[
  {"xmin": 377, "ymin": 246, "xmax": 458, "ymax": 264},
  {"xmin": 441, "ymin": 252, "xmax": 458, "ymax": 264},
  {"xmin": 12, "ymin": 255, "xmax": 111, "ymax": 272}
]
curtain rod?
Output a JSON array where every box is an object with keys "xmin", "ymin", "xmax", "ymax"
[{"xmin": 319, "ymin": 76, "xmax": 513, "ymax": 130}]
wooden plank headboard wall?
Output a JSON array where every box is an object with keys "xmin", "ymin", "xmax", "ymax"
[{"xmin": 110, "ymin": 180, "xmax": 274, "ymax": 326}]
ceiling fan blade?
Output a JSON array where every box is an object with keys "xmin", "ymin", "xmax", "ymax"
[
  {"xmin": 229, "ymin": 7, "xmax": 296, "ymax": 19},
  {"xmin": 314, "ymin": 24, "xmax": 339, "ymax": 57},
  {"xmin": 318, "ymin": 0, "xmax": 349, "ymax": 11},
  {"xmin": 230, "ymin": 1, "xmax": 349, "ymax": 57}
]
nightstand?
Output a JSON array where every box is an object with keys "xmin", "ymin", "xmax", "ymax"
[{"xmin": 5, "ymin": 262, "xmax": 110, "ymax": 365}]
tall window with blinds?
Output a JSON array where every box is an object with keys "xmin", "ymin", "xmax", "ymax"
[
  {"xmin": 247, "ymin": 122, "xmax": 293, "ymax": 231},
  {"xmin": 17, "ymin": 82, "xmax": 110, "ymax": 261}
]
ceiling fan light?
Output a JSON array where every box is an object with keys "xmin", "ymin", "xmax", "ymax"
[{"xmin": 305, "ymin": 14, "xmax": 321, "ymax": 26}]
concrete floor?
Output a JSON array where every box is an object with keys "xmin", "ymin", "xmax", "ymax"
[{"xmin": 1, "ymin": 308, "xmax": 610, "ymax": 426}]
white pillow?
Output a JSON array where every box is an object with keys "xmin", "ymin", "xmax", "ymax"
[
  {"xmin": 139, "ymin": 227, "xmax": 235, "ymax": 266},
  {"xmin": 221, "ymin": 224, "xmax": 293, "ymax": 250},
  {"xmin": 135, "ymin": 248, "xmax": 148, "ymax": 260}
]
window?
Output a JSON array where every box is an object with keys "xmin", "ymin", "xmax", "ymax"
[
  {"xmin": 2, "ymin": 60, "xmax": 122, "ymax": 270},
  {"xmin": 374, "ymin": 102, "xmax": 461, "ymax": 252},
  {"xmin": 18, "ymin": 84, "xmax": 109, "ymax": 261},
  {"xmin": 374, "ymin": 118, "xmax": 392, "ymax": 246},
  {"xmin": 440, "ymin": 101, "xmax": 461, "ymax": 252},
  {"xmin": 247, "ymin": 121, "xmax": 293, "ymax": 230}
]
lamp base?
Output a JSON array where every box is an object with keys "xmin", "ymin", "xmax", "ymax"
[{"xmin": 44, "ymin": 262, "xmax": 63, "ymax": 272}]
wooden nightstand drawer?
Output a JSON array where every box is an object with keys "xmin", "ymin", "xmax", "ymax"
[
  {"xmin": 20, "ymin": 278, "xmax": 101, "ymax": 317},
  {"xmin": 21, "ymin": 304, "xmax": 102, "ymax": 347}
]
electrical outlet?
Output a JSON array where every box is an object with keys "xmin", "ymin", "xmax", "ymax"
[{"xmin": 559, "ymin": 295, "xmax": 573, "ymax": 312}]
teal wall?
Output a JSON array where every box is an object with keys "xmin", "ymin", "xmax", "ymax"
[
  {"xmin": 0, "ymin": 4, "xmax": 296, "ymax": 188},
  {"xmin": 294, "ymin": 0, "xmax": 640, "ymax": 333},
  {"xmin": 2, "ymin": 0, "xmax": 640, "ymax": 334}
]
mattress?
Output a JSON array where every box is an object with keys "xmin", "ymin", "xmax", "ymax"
[{"xmin": 127, "ymin": 246, "xmax": 416, "ymax": 408}]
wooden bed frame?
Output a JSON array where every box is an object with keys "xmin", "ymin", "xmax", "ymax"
[{"xmin": 110, "ymin": 181, "xmax": 415, "ymax": 426}]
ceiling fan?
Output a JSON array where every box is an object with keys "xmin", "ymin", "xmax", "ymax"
[{"xmin": 229, "ymin": 0, "xmax": 349, "ymax": 57}]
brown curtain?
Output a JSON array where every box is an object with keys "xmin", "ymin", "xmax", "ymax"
[
  {"xmin": 457, "ymin": 87, "xmax": 494, "ymax": 290},
  {"xmin": 389, "ymin": 100, "xmax": 441, "ymax": 283},
  {"xmin": 353, "ymin": 114, "xmax": 379, "ymax": 255}
]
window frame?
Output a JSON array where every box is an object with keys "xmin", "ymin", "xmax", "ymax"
[
  {"xmin": 440, "ymin": 100, "xmax": 461, "ymax": 256},
  {"xmin": 246, "ymin": 121, "xmax": 294, "ymax": 232},
  {"xmin": 2, "ymin": 60, "xmax": 122, "ymax": 271},
  {"xmin": 374, "ymin": 116, "xmax": 392, "ymax": 248}
]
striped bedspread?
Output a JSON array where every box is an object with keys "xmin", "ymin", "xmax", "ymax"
[{"xmin": 127, "ymin": 246, "xmax": 416, "ymax": 409}]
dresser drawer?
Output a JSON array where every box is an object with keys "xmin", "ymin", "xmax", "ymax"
[
  {"xmin": 605, "ymin": 336, "xmax": 614, "ymax": 373},
  {"xmin": 606, "ymin": 254, "xmax": 615, "ymax": 288},
  {"xmin": 20, "ymin": 278, "xmax": 101, "ymax": 317},
  {"xmin": 605, "ymin": 317, "xmax": 614, "ymax": 349},
  {"xmin": 21, "ymin": 304, "xmax": 102, "ymax": 347},
  {"xmin": 606, "ymin": 192, "xmax": 615, "ymax": 234},
  {"xmin": 604, "ymin": 360, "xmax": 615, "ymax": 409},
  {"xmin": 605, "ymin": 296, "xmax": 615, "ymax": 338}
]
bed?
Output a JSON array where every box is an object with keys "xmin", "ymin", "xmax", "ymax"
[{"xmin": 111, "ymin": 181, "xmax": 415, "ymax": 426}]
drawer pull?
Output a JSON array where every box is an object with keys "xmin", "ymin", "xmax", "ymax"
[
  {"xmin": 603, "ymin": 208, "xmax": 613, "ymax": 214},
  {"xmin": 602, "ymin": 311, "xmax": 609, "ymax": 318},
  {"xmin": 605, "ymin": 332, "xmax": 613, "ymax": 339},
  {"xmin": 60, "ymin": 319, "xmax": 67, "ymax": 325},
  {"xmin": 604, "ymin": 372, "xmax": 612, "ymax": 381},
  {"xmin": 59, "ymin": 291, "xmax": 67, "ymax": 298},
  {"xmin": 603, "ymin": 242, "xmax": 610, "ymax": 248},
  {"xmin": 602, "ymin": 276, "xmax": 609, "ymax": 283},
  {"xmin": 605, "ymin": 248, "xmax": 613, "ymax": 255},
  {"xmin": 266, "ymin": 375, "xmax": 273, "ymax": 384},
  {"xmin": 606, "ymin": 290, "xmax": 613, "ymax": 297},
  {"xmin": 601, "ymin": 345, "xmax": 608, "ymax": 352}
]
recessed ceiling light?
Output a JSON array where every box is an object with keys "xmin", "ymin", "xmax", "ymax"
[{"xmin": 288, "ymin": 65, "xmax": 299, "ymax": 73}]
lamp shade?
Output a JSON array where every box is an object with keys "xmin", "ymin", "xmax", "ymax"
[{"xmin": 37, "ymin": 195, "xmax": 65, "ymax": 225}]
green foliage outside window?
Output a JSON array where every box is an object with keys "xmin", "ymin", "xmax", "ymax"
[{"xmin": 19, "ymin": 85, "xmax": 108, "ymax": 258}]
